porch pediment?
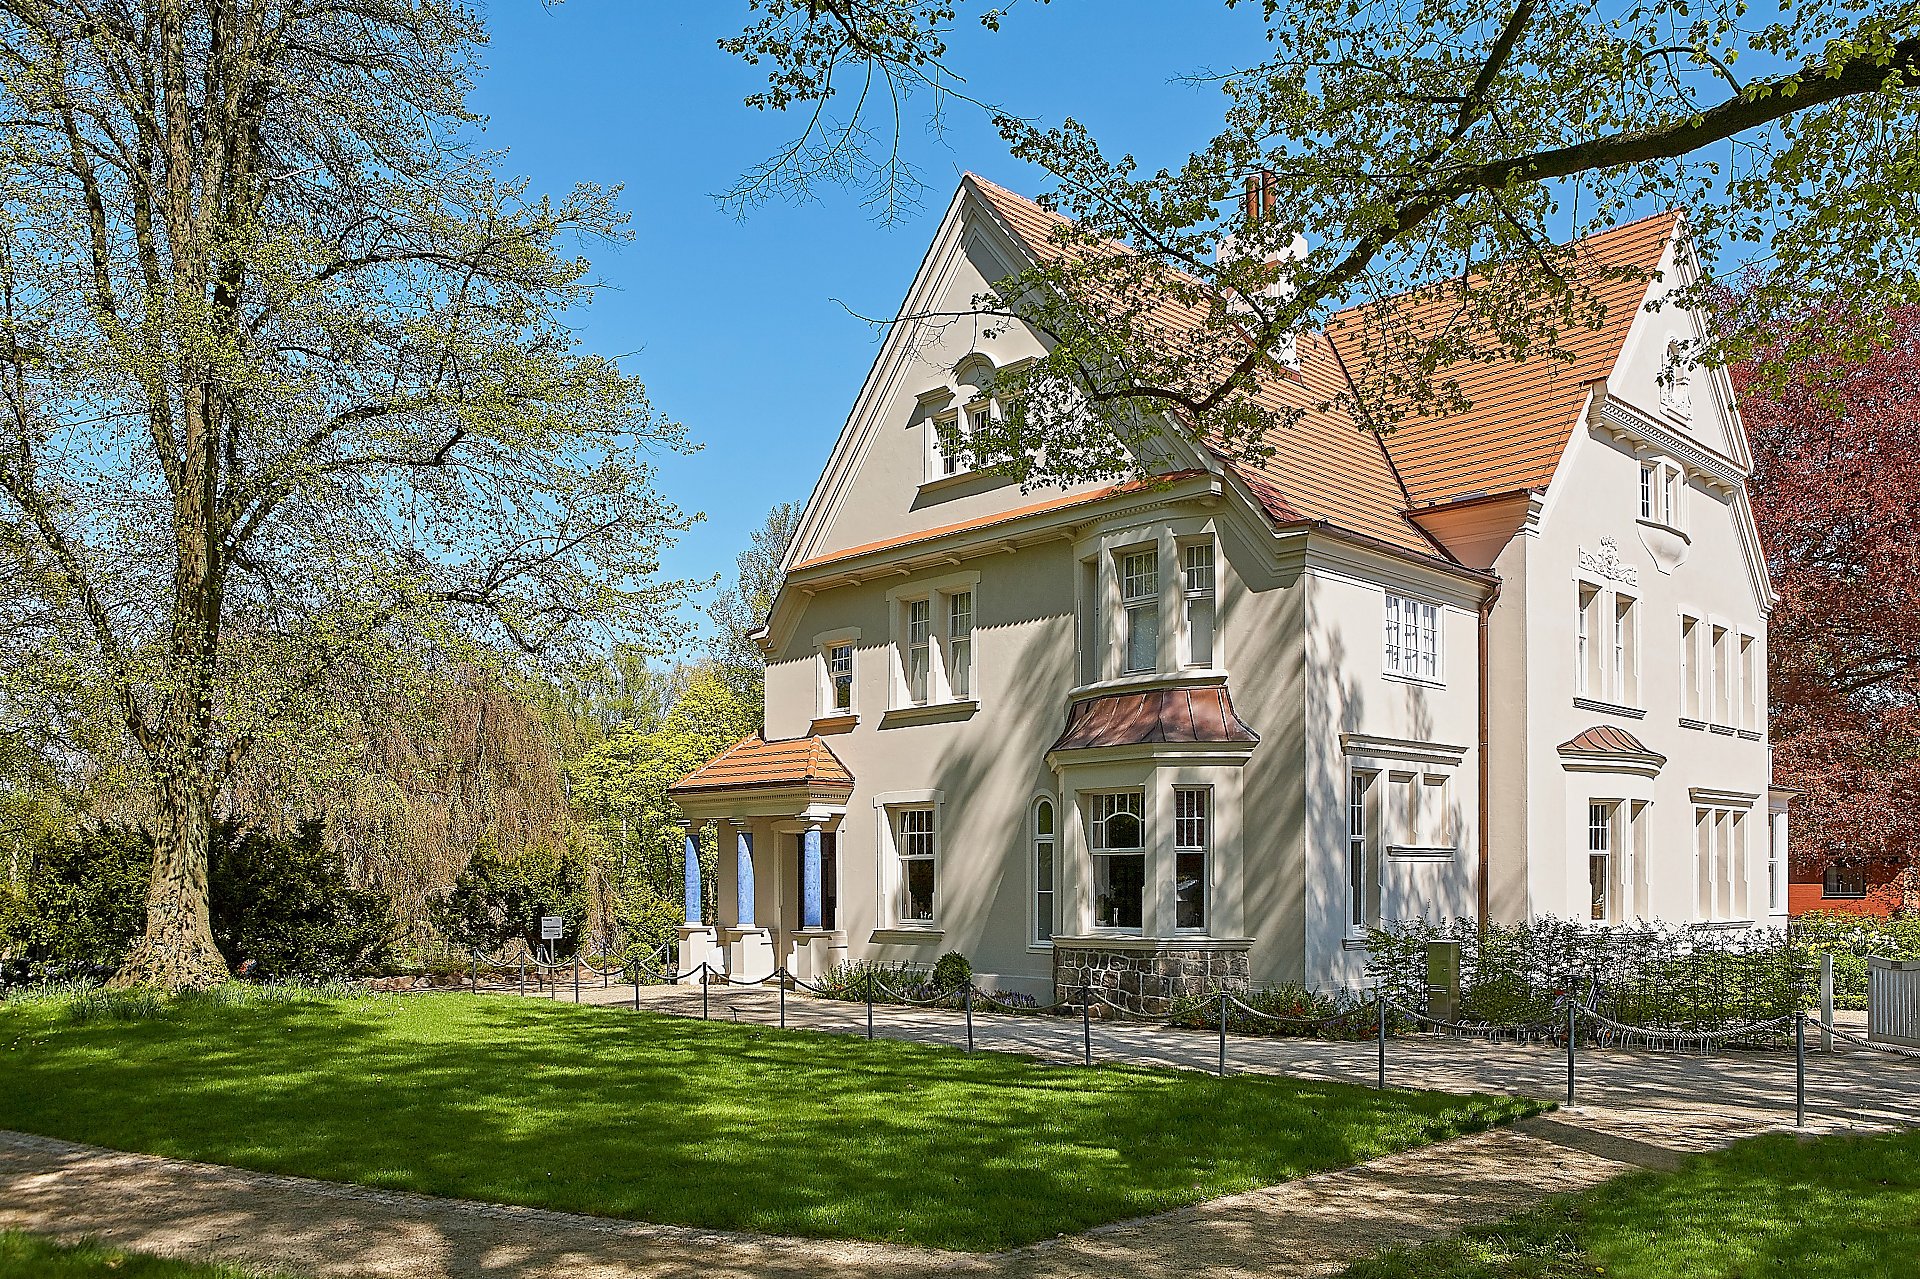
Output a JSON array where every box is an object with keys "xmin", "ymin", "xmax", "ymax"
[{"xmin": 670, "ymin": 734, "xmax": 854, "ymax": 821}]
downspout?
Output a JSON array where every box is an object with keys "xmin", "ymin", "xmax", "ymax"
[{"xmin": 1477, "ymin": 580, "xmax": 1502, "ymax": 939}]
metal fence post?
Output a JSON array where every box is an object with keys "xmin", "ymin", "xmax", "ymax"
[
  {"xmin": 779, "ymin": 969, "xmax": 788, "ymax": 1030},
  {"xmin": 1566, "ymin": 999, "xmax": 1577, "ymax": 1107},
  {"xmin": 1081, "ymin": 982, "xmax": 1092, "ymax": 1066},
  {"xmin": 1820, "ymin": 953, "xmax": 1834, "ymax": 1053},
  {"xmin": 1217, "ymin": 989, "xmax": 1229, "ymax": 1077},
  {"xmin": 470, "ymin": 949, "xmax": 478, "ymax": 994},
  {"xmin": 866, "ymin": 970, "xmax": 875, "ymax": 1041},
  {"xmin": 1795, "ymin": 1010, "xmax": 1807, "ymax": 1127},
  {"xmin": 964, "ymin": 983, "xmax": 974, "ymax": 1053},
  {"xmin": 518, "ymin": 961, "xmax": 525, "ymax": 997},
  {"xmin": 573, "ymin": 960, "xmax": 580, "ymax": 1004},
  {"xmin": 1376, "ymin": 993, "xmax": 1387, "ymax": 1090},
  {"xmin": 633, "ymin": 964, "xmax": 641, "ymax": 1010},
  {"xmin": 702, "ymin": 964, "xmax": 710, "ymax": 1021}
]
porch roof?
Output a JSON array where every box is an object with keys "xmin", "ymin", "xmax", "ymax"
[{"xmin": 670, "ymin": 733, "xmax": 854, "ymax": 797}]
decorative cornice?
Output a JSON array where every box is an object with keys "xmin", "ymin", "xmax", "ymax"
[
  {"xmin": 1591, "ymin": 396, "xmax": 1744, "ymax": 490},
  {"xmin": 1690, "ymin": 786, "xmax": 1761, "ymax": 808},
  {"xmin": 1340, "ymin": 733, "xmax": 1470, "ymax": 768}
]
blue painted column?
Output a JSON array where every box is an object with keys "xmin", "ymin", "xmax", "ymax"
[
  {"xmin": 802, "ymin": 825, "xmax": 824, "ymax": 930},
  {"xmin": 735, "ymin": 828, "xmax": 756, "ymax": 928},
  {"xmin": 682, "ymin": 824, "xmax": 702, "ymax": 924}
]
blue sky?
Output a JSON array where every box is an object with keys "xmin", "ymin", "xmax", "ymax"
[{"xmin": 469, "ymin": 2, "xmax": 1266, "ymax": 638}]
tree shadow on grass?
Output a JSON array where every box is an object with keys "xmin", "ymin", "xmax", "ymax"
[{"xmin": 0, "ymin": 995, "xmax": 1532, "ymax": 1251}]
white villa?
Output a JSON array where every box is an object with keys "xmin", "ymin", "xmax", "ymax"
[{"xmin": 670, "ymin": 175, "xmax": 1791, "ymax": 1006}]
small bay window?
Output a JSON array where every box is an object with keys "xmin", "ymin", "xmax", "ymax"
[{"xmin": 1090, "ymin": 791, "xmax": 1146, "ymax": 930}]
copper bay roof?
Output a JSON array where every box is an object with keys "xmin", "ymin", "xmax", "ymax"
[
  {"xmin": 1557, "ymin": 725, "xmax": 1666, "ymax": 764},
  {"xmin": 1050, "ymin": 685, "xmax": 1260, "ymax": 753},
  {"xmin": 669, "ymin": 734, "xmax": 854, "ymax": 796}
]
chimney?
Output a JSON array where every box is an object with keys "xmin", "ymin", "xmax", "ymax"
[
  {"xmin": 1242, "ymin": 171, "xmax": 1277, "ymax": 226},
  {"xmin": 1219, "ymin": 168, "xmax": 1301, "ymax": 371}
]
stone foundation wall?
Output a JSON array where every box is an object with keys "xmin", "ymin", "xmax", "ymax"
[{"xmin": 1053, "ymin": 943, "xmax": 1250, "ymax": 1016}]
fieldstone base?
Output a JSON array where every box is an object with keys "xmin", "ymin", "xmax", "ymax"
[{"xmin": 1053, "ymin": 941, "xmax": 1251, "ymax": 1017}]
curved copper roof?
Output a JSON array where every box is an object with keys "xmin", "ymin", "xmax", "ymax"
[
  {"xmin": 1558, "ymin": 724, "xmax": 1666, "ymax": 764},
  {"xmin": 670, "ymin": 734, "xmax": 853, "ymax": 796},
  {"xmin": 1050, "ymin": 686, "xmax": 1259, "ymax": 753}
]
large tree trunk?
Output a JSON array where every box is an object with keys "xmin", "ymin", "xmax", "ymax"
[{"xmin": 112, "ymin": 742, "xmax": 229, "ymax": 990}]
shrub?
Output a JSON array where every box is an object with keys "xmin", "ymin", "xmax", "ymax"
[
  {"xmin": 1169, "ymin": 983, "xmax": 1385, "ymax": 1039},
  {"xmin": 1365, "ymin": 917, "xmax": 1814, "ymax": 1033},
  {"xmin": 210, "ymin": 820, "xmax": 394, "ymax": 980},
  {"xmin": 814, "ymin": 958, "xmax": 932, "ymax": 1003},
  {"xmin": 1793, "ymin": 911, "xmax": 1920, "ymax": 1009},
  {"xmin": 930, "ymin": 950, "xmax": 972, "ymax": 991},
  {"xmin": 428, "ymin": 840, "xmax": 586, "ymax": 956}
]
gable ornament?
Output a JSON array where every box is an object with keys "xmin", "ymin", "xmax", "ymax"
[{"xmin": 1578, "ymin": 537, "xmax": 1640, "ymax": 587}]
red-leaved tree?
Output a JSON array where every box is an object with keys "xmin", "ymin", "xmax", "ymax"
[{"xmin": 1738, "ymin": 308, "xmax": 1920, "ymax": 892}]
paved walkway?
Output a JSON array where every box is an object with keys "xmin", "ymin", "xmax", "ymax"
[{"xmin": 5, "ymin": 984, "xmax": 1915, "ymax": 1279}]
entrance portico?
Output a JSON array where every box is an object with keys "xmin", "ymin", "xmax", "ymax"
[{"xmin": 668, "ymin": 734, "xmax": 854, "ymax": 984}]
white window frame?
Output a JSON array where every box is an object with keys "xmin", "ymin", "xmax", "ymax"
[
  {"xmin": 1179, "ymin": 540, "xmax": 1216, "ymax": 669},
  {"xmin": 885, "ymin": 573, "xmax": 981, "ymax": 710},
  {"xmin": 896, "ymin": 807, "xmax": 938, "ymax": 925},
  {"xmin": 1639, "ymin": 464, "xmax": 1656, "ymax": 521},
  {"xmin": 1346, "ymin": 769, "xmax": 1375, "ymax": 935},
  {"xmin": 1612, "ymin": 591, "xmax": 1639, "ymax": 706},
  {"xmin": 826, "ymin": 643, "xmax": 854, "ymax": 713},
  {"xmin": 813, "ymin": 628, "xmax": 861, "ymax": 720},
  {"xmin": 1383, "ymin": 592, "xmax": 1442, "ymax": 684},
  {"xmin": 1588, "ymin": 801, "xmax": 1615, "ymax": 923},
  {"xmin": 905, "ymin": 598, "xmax": 932, "ymax": 704},
  {"xmin": 947, "ymin": 590, "xmax": 974, "ymax": 700},
  {"xmin": 1172, "ymin": 785, "xmax": 1210, "ymax": 932},
  {"xmin": 1031, "ymin": 797, "xmax": 1056, "ymax": 947},
  {"xmin": 1679, "ymin": 614, "xmax": 1700, "ymax": 719},
  {"xmin": 1119, "ymin": 548, "xmax": 1160, "ymax": 676},
  {"xmin": 1089, "ymin": 790, "xmax": 1147, "ymax": 932}
]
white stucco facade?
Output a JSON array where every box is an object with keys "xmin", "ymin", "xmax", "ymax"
[{"xmin": 671, "ymin": 178, "xmax": 1781, "ymax": 1000}]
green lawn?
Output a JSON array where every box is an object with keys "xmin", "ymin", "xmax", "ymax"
[
  {"xmin": 0, "ymin": 988, "xmax": 1535, "ymax": 1250},
  {"xmin": 0, "ymin": 1232, "xmax": 292, "ymax": 1278},
  {"xmin": 1343, "ymin": 1127, "xmax": 1920, "ymax": 1279}
]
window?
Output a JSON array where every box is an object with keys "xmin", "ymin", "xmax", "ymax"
[
  {"xmin": 1588, "ymin": 802, "xmax": 1614, "ymax": 922},
  {"xmin": 1768, "ymin": 814, "xmax": 1787, "ymax": 913},
  {"xmin": 1090, "ymin": 791, "xmax": 1146, "ymax": 929},
  {"xmin": 1576, "ymin": 584, "xmax": 1601, "ymax": 694},
  {"xmin": 1824, "ymin": 864, "xmax": 1868, "ymax": 899},
  {"xmin": 1740, "ymin": 635, "xmax": 1759, "ymax": 730},
  {"xmin": 1640, "ymin": 464, "xmax": 1656, "ymax": 520},
  {"xmin": 897, "ymin": 808, "xmax": 937, "ymax": 922},
  {"xmin": 825, "ymin": 643, "xmax": 853, "ymax": 713},
  {"xmin": 932, "ymin": 410, "xmax": 961, "ymax": 478},
  {"xmin": 1720, "ymin": 626, "xmax": 1735, "ymax": 722},
  {"xmin": 1384, "ymin": 593, "xmax": 1440, "ymax": 681},
  {"xmin": 1347, "ymin": 771, "xmax": 1373, "ymax": 932},
  {"xmin": 965, "ymin": 401, "xmax": 991, "ymax": 462},
  {"xmin": 905, "ymin": 599, "xmax": 931, "ymax": 703},
  {"xmin": 1680, "ymin": 616, "xmax": 1699, "ymax": 718},
  {"xmin": 1182, "ymin": 543, "xmax": 1215, "ymax": 668},
  {"xmin": 1174, "ymin": 787, "xmax": 1209, "ymax": 930},
  {"xmin": 1121, "ymin": 551, "xmax": 1159, "ymax": 675},
  {"xmin": 1665, "ymin": 466, "xmax": 1685, "ymax": 529},
  {"xmin": 1613, "ymin": 594, "xmax": 1638, "ymax": 704},
  {"xmin": 948, "ymin": 592, "xmax": 973, "ymax": 699},
  {"xmin": 1032, "ymin": 800, "xmax": 1056, "ymax": 944},
  {"xmin": 1694, "ymin": 805, "xmax": 1750, "ymax": 919}
]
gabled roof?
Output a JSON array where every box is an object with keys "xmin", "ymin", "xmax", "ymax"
[
  {"xmin": 1050, "ymin": 685, "xmax": 1259, "ymax": 752},
  {"xmin": 964, "ymin": 175, "xmax": 1437, "ymax": 557},
  {"xmin": 669, "ymin": 735, "xmax": 854, "ymax": 796},
  {"xmin": 1327, "ymin": 212, "xmax": 1681, "ymax": 509}
]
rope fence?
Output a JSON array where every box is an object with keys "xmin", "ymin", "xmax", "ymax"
[{"xmin": 428, "ymin": 956, "xmax": 1920, "ymax": 1128}]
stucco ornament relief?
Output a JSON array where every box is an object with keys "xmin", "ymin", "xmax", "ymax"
[
  {"xmin": 1659, "ymin": 337, "xmax": 1694, "ymax": 421},
  {"xmin": 1579, "ymin": 537, "xmax": 1641, "ymax": 587}
]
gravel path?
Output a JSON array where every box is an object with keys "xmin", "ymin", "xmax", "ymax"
[{"xmin": 6, "ymin": 986, "xmax": 1915, "ymax": 1279}]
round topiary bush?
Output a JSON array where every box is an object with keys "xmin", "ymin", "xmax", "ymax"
[{"xmin": 931, "ymin": 950, "xmax": 973, "ymax": 992}]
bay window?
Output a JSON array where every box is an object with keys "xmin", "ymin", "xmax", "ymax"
[
  {"xmin": 1120, "ymin": 551, "xmax": 1159, "ymax": 674},
  {"xmin": 1090, "ymin": 791, "xmax": 1146, "ymax": 929},
  {"xmin": 1173, "ymin": 787, "xmax": 1209, "ymax": 929}
]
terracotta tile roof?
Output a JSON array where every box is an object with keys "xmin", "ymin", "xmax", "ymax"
[
  {"xmin": 964, "ymin": 174, "xmax": 1436, "ymax": 556},
  {"xmin": 1557, "ymin": 724, "xmax": 1666, "ymax": 764},
  {"xmin": 1050, "ymin": 685, "xmax": 1260, "ymax": 752},
  {"xmin": 670, "ymin": 734, "xmax": 854, "ymax": 796},
  {"xmin": 1329, "ymin": 212, "xmax": 1680, "ymax": 509},
  {"xmin": 790, "ymin": 473, "xmax": 1201, "ymax": 573}
]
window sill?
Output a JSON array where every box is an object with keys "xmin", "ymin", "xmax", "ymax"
[
  {"xmin": 1070, "ymin": 669, "xmax": 1228, "ymax": 698},
  {"xmin": 1737, "ymin": 728, "xmax": 1764, "ymax": 742},
  {"xmin": 1708, "ymin": 723, "xmax": 1737, "ymax": 736},
  {"xmin": 1052, "ymin": 934, "xmax": 1254, "ymax": 952},
  {"xmin": 1572, "ymin": 696, "xmax": 1646, "ymax": 719},
  {"xmin": 1341, "ymin": 936, "xmax": 1371, "ymax": 951},
  {"xmin": 1383, "ymin": 670, "xmax": 1445, "ymax": 690},
  {"xmin": 1679, "ymin": 716, "xmax": 1709, "ymax": 731},
  {"xmin": 810, "ymin": 713, "xmax": 859, "ymax": 736},
  {"xmin": 1387, "ymin": 844, "xmax": 1457, "ymax": 862},
  {"xmin": 880, "ymin": 700, "xmax": 979, "ymax": 728},
  {"xmin": 871, "ymin": 927, "xmax": 945, "ymax": 945},
  {"xmin": 916, "ymin": 469, "xmax": 987, "ymax": 496}
]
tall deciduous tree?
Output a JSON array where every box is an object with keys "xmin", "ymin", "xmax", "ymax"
[
  {"xmin": 724, "ymin": 1, "xmax": 1920, "ymax": 480},
  {"xmin": 707, "ymin": 500, "xmax": 800, "ymax": 711},
  {"xmin": 1738, "ymin": 305, "xmax": 1920, "ymax": 878},
  {"xmin": 0, "ymin": 1, "xmax": 694, "ymax": 988}
]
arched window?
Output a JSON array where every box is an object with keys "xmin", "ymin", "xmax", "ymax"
[{"xmin": 1032, "ymin": 798, "xmax": 1056, "ymax": 944}]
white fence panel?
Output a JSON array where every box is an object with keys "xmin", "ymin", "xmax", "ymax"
[{"xmin": 1868, "ymin": 956, "xmax": 1920, "ymax": 1049}]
